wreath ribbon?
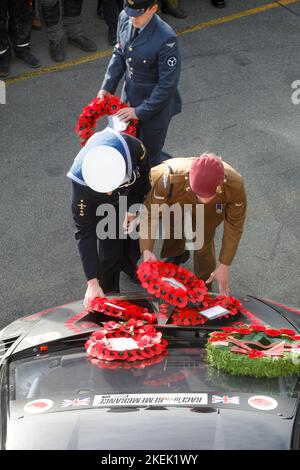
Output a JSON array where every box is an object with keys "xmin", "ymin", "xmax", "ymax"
[{"xmin": 229, "ymin": 337, "xmax": 292, "ymax": 357}]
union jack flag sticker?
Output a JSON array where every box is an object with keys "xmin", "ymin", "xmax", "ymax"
[
  {"xmin": 62, "ymin": 398, "xmax": 90, "ymax": 408},
  {"xmin": 212, "ymin": 395, "xmax": 240, "ymax": 405}
]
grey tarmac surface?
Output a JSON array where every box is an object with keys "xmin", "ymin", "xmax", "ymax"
[{"xmin": 0, "ymin": 0, "xmax": 300, "ymax": 328}]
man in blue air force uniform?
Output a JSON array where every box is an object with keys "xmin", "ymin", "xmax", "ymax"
[
  {"xmin": 67, "ymin": 127, "xmax": 150, "ymax": 309},
  {"xmin": 98, "ymin": 0, "xmax": 182, "ymax": 167}
]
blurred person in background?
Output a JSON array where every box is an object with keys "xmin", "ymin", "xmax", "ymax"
[
  {"xmin": 0, "ymin": 0, "xmax": 41, "ymax": 78},
  {"xmin": 98, "ymin": 0, "xmax": 124, "ymax": 46},
  {"xmin": 39, "ymin": 0, "xmax": 97, "ymax": 62},
  {"xmin": 160, "ymin": 0, "xmax": 187, "ymax": 19}
]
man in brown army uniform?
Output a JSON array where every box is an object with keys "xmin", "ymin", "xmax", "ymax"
[{"xmin": 139, "ymin": 154, "xmax": 247, "ymax": 295}]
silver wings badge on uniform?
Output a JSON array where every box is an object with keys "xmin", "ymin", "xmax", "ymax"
[{"xmin": 166, "ymin": 42, "xmax": 176, "ymax": 48}]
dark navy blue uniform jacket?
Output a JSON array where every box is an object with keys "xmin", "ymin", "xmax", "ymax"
[{"xmin": 101, "ymin": 11, "xmax": 182, "ymax": 127}]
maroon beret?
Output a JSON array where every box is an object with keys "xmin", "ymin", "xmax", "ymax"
[{"xmin": 189, "ymin": 154, "xmax": 225, "ymax": 198}]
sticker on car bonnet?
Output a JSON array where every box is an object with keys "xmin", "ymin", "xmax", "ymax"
[
  {"xmin": 248, "ymin": 395, "xmax": 278, "ymax": 411},
  {"xmin": 24, "ymin": 399, "xmax": 54, "ymax": 414},
  {"xmin": 93, "ymin": 393, "xmax": 208, "ymax": 407}
]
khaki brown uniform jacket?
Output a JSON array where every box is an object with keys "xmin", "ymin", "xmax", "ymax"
[{"xmin": 139, "ymin": 157, "xmax": 247, "ymax": 281}]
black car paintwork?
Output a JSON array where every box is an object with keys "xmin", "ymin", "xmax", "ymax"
[{"xmin": 1, "ymin": 294, "xmax": 300, "ymax": 450}]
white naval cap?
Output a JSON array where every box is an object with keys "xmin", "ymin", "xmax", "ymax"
[{"xmin": 82, "ymin": 145, "xmax": 128, "ymax": 193}]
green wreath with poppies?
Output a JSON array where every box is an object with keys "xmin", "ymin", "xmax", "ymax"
[{"xmin": 206, "ymin": 325, "xmax": 300, "ymax": 378}]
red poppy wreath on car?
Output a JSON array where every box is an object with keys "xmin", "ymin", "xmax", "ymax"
[
  {"xmin": 75, "ymin": 95, "xmax": 138, "ymax": 146},
  {"xmin": 137, "ymin": 261, "xmax": 242, "ymax": 325},
  {"xmin": 85, "ymin": 319, "xmax": 168, "ymax": 362},
  {"xmin": 90, "ymin": 297, "xmax": 157, "ymax": 324},
  {"xmin": 137, "ymin": 261, "xmax": 207, "ymax": 308}
]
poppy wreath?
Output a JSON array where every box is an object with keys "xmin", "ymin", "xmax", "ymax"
[
  {"xmin": 170, "ymin": 296, "xmax": 242, "ymax": 326},
  {"xmin": 206, "ymin": 324, "xmax": 300, "ymax": 378},
  {"xmin": 137, "ymin": 261, "xmax": 207, "ymax": 308},
  {"xmin": 90, "ymin": 297, "xmax": 157, "ymax": 324},
  {"xmin": 85, "ymin": 318, "xmax": 168, "ymax": 362},
  {"xmin": 75, "ymin": 95, "xmax": 138, "ymax": 146}
]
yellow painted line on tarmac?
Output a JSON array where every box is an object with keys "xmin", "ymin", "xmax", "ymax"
[
  {"xmin": 5, "ymin": 0, "xmax": 299, "ymax": 86},
  {"xmin": 177, "ymin": 0, "xmax": 300, "ymax": 36},
  {"xmin": 5, "ymin": 48, "xmax": 113, "ymax": 86}
]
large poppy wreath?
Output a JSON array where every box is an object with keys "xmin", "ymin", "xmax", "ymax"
[
  {"xmin": 206, "ymin": 325, "xmax": 300, "ymax": 378},
  {"xmin": 75, "ymin": 95, "xmax": 138, "ymax": 146},
  {"xmin": 137, "ymin": 261, "xmax": 207, "ymax": 308},
  {"xmin": 85, "ymin": 319, "xmax": 168, "ymax": 362}
]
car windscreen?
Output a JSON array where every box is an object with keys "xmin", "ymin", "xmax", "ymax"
[{"xmin": 8, "ymin": 339, "xmax": 299, "ymax": 418}]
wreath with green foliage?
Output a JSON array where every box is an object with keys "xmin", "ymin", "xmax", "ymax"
[{"xmin": 206, "ymin": 325, "xmax": 300, "ymax": 378}]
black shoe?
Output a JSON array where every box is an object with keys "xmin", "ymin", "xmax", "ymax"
[
  {"xmin": 68, "ymin": 35, "xmax": 97, "ymax": 52},
  {"xmin": 165, "ymin": 250, "xmax": 190, "ymax": 265},
  {"xmin": 15, "ymin": 48, "xmax": 41, "ymax": 68},
  {"xmin": 49, "ymin": 40, "xmax": 65, "ymax": 62},
  {"xmin": 161, "ymin": 1, "xmax": 188, "ymax": 19},
  {"xmin": 211, "ymin": 0, "xmax": 226, "ymax": 8},
  {"xmin": 0, "ymin": 53, "xmax": 10, "ymax": 78},
  {"xmin": 107, "ymin": 27, "xmax": 117, "ymax": 46}
]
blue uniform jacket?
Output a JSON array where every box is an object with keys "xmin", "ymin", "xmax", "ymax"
[{"xmin": 101, "ymin": 11, "xmax": 182, "ymax": 127}]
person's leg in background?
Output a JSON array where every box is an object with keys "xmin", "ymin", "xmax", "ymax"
[
  {"xmin": 31, "ymin": 0, "xmax": 42, "ymax": 30},
  {"xmin": 160, "ymin": 0, "xmax": 187, "ymax": 19},
  {"xmin": 0, "ymin": 0, "xmax": 11, "ymax": 78},
  {"xmin": 101, "ymin": 0, "xmax": 122, "ymax": 46},
  {"xmin": 97, "ymin": 0, "xmax": 103, "ymax": 19},
  {"xmin": 40, "ymin": 0, "xmax": 65, "ymax": 61},
  {"xmin": 63, "ymin": 0, "xmax": 97, "ymax": 52},
  {"xmin": 9, "ymin": 0, "xmax": 41, "ymax": 69}
]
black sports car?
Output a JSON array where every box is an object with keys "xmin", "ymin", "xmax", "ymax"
[{"xmin": 0, "ymin": 293, "xmax": 300, "ymax": 450}]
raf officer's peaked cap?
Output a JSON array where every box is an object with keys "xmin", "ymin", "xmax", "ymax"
[{"xmin": 125, "ymin": 0, "xmax": 157, "ymax": 17}]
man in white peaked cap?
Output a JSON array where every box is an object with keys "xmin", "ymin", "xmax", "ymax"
[{"xmin": 67, "ymin": 127, "xmax": 150, "ymax": 309}]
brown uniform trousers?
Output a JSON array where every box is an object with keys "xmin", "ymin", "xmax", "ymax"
[{"xmin": 139, "ymin": 157, "xmax": 247, "ymax": 282}]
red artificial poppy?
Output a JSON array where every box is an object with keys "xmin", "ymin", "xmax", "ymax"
[
  {"xmin": 221, "ymin": 327, "xmax": 237, "ymax": 333},
  {"xmin": 265, "ymin": 329, "xmax": 281, "ymax": 337},
  {"xmin": 236, "ymin": 328, "xmax": 252, "ymax": 335},
  {"xmin": 279, "ymin": 329, "xmax": 296, "ymax": 336},
  {"xmin": 248, "ymin": 349, "xmax": 264, "ymax": 359},
  {"xmin": 209, "ymin": 333, "xmax": 229, "ymax": 342},
  {"xmin": 250, "ymin": 325, "xmax": 266, "ymax": 332}
]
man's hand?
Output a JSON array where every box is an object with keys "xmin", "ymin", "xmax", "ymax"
[
  {"xmin": 84, "ymin": 278, "xmax": 104, "ymax": 310},
  {"xmin": 206, "ymin": 263, "xmax": 230, "ymax": 296},
  {"xmin": 117, "ymin": 107, "xmax": 137, "ymax": 122},
  {"xmin": 143, "ymin": 250, "xmax": 157, "ymax": 262},
  {"xmin": 123, "ymin": 212, "xmax": 138, "ymax": 235},
  {"xmin": 97, "ymin": 89, "xmax": 112, "ymax": 100}
]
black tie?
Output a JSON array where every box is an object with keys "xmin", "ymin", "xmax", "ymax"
[{"xmin": 132, "ymin": 28, "xmax": 139, "ymax": 41}]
